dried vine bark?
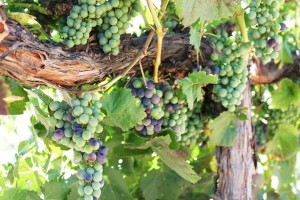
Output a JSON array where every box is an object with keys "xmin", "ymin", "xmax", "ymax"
[{"xmin": 214, "ymin": 81, "xmax": 256, "ymax": 200}]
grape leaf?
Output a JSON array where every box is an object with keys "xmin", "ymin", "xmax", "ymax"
[
  {"xmin": 43, "ymin": 181, "xmax": 70, "ymax": 200},
  {"xmin": 278, "ymin": 38, "xmax": 293, "ymax": 66},
  {"xmin": 177, "ymin": 71, "xmax": 218, "ymax": 109},
  {"xmin": 140, "ymin": 168, "xmax": 187, "ymax": 200},
  {"xmin": 209, "ymin": 112, "xmax": 238, "ymax": 147},
  {"xmin": 271, "ymin": 78, "xmax": 300, "ymax": 111},
  {"xmin": 176, "ymin": 0, "xmax": 238, "ymax": 26},
  {"xmin": 101, "ymin": 168, "xmax": 134, "ymax": 200},
  {"xmin": 0, "ymin": 188, "xmax": 40, "ymax": 200},
  {"xmin": 6, "ymin": 79, "xmax": 29, "ymax": 115},
  {"xmin": 101, "ymin": 88, "xmax": 146, "ymax": 131},
  {"xmin": 189, "ymin": 25, "xmax": 201, "ymax": 52},
  {"xmin": 139, "ymin": 135, "xmax": 200, "ymax": 183},
  {"xmin": 266, "ymin": 124, "xmax": 299, "ymax": 159},
  {"xmin": 67, "ymin": 184, "xmax": 80, "ymax": 200}
]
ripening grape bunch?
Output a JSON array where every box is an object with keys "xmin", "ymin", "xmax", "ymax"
[
  {"xmin": 62, "ymin": 0, "xmax": 139, "ymax": 55},
  {"xmin": 267, "ymin": 105, "xmax": 300, "ymax": 134},
  {"xmin": 209, "ymin": 31, "xmax": 251, "ymax": 112},
  {"xmin": 129, "ymin": 77, "xmax": 188, "ymax": 141},
  {"xmin": 247, "ymin": 0, "xmax": 286, "ymax": 64},
  {"xmin": 48, "ymin": 93, "xmax": 107, "ymax": 200}
]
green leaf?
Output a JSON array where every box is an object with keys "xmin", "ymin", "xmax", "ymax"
[
  {"xmin": 209, "ymin": 112, "xmax": 238, "ymax": 146},
  {"xmin": 140, "ymin": 168, "xmax": 187, "ymax": 200},
  {"xmin": 177, "ymin": 72, "xmax": 218, "ymax": 109},
  {"xmin": 140, "ymin": 135, "xmax": 200, "ymax": 183},
  {"xmin": 26, "ymin": 88, "xmax": 52, "ymax": 105},
  {"xmin": 8, "ymin": 12, "xmax": 41, "ymax": 28},
  {"xmin": 6, "ymin": 79, "xmax": 29, "ymax": 115},
  {"xmin": 178, "ymin": 0, "xmax": 238, "ymax": 26},
  {"xmin": 189, "ymin": 26, "xmax": 201, "ymax": 52},
  {"xmin": 266, "ymin": 124, "xmax": 299, "ymax": 159},
  {"xmin": 278, "ymin": 38, "xmax": 293, "ymax": 65},
  {"xmin": 271, "ymin": 78, "xmax": 300, "ymax": 111},
  {"xmin": 43, "ymin": 181, "xmax": 70, "ymax": 200},
  {"xmin": 67, "ymin": 184, "xmax": 80, "ymax": 200},
  {"xmin": 101, "ymin": 88, "xmax": 146, "ymax": 131},
  {"xmin": 101, "ymin": 168, "xmax": 134, "ymax": 200},
  {"xmin": 0, "ymin": 188, "xmax": 40, "ymax": 200}
]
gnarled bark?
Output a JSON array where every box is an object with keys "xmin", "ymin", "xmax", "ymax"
[{"xmin": 214, "ymin": 81, "xmax": 256, "ymax": 200}]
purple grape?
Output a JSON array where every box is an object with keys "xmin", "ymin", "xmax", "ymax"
[
  {"xmin": 173, "ymin": 125, "xmax": 180, "ymax": 132},
  {"xmin": 151, "ymin": 95, "xmax": 160, "ymax": 104},
  {"xmin": 135, "ymin": 124, "xmax": 144, "ymax": 131},
  {"xmin": 93, "ymin": 197, "xmax": 98, "ymax": 200},
  {"xmin": 151, "ymin": 119, "xmax": 158, "ymax": 125},
  {"xmin": 159, "ymin": 84, "xmax": 167, "ymax": 93},
  {"xmin": 89, "ymin": 138, "xmax": 98, "ymax": 146},
  {"xmin": 143, "ymin": 118, "xmax": 151, "ymax": 126},
  {"xmin": 99, "ymin": 146, "xmax": 108, "ymax": 155},
  {"xmin": 157, "ymin": 119, "xmax": 163, "ymax": 125},
  {"xmin": 173, "ymin": 104, "xmax": 180, "ymax": 110},
  {"xmin": 146, "ymin": 80, "xmax": 155, "ymax": 90},
  {"xmin": 145, "ymin": 108, "xmax": 151, "ymax": 115},
  {"xmin": 87, "ymin": 153, "xmax": 97, "ymax": 162},
  {"xmin": 205, "ymin": 69, "xmax": 212, "ymax": 75},
  {"xmin": 54, "ymin": 129, "xmax": 64, "ymax": 139},
  {"xmin": 97, "ymin": 153, "xmax": 107, "ymax": 164},
  {"xmin": 154, "ymin": 124, "xmax": 161, "ymax": 132},
  {"xmin": 84, "ymin": 173, "xmax": 93, "ymax": 182},
  {"xmin": 66, "ymin": 114, "xmax": 73, "ymax": 122},
  {"xmin": 145, "ymin": 89, "xmax": 153, "ymax": 98},
  {"xmin": 76, "ymin": 170, "xmax": 85, "ymax": 179},
  {"xmin": 268, "ymin": 38, "xmax": 276, "ymax": 48},
  {"xmin": 142, "ymin": 98, "xmax": 151, "ymax": 106},
  {"xmin": 98, "ymin": 139, "xmax": 103, "ymax": 146},
  {"xmin": 165, "ymin": 104, "xmax": 173, "ymax": 112},
  {"xmin": 280, "ymin": 22, "xmax": 287, "ymax": 31},
  {"xmin": 72, "ymin": 122, "xmax": 81, "ymax": 130},
  {"xmin": 137, "ymin": 89, "xmax": 145, "ymax": 98},
  {"xmin": 141, "ymin": 128, "xmax": 147, "ymax": 135},
  {"xmin": 211, "ymin": 66, "xmax": 220, "ymax": 75},
  {"xmin": 74, "ymin": 128, "xmax": 83, "ymax": 136},
  {"xmin": 131, "ymin": 88, "xmax": 137, "ymax": 96}
]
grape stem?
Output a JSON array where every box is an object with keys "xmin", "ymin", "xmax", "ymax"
[
  {"xmin": 236, "ymin": 9, "xmax": 249, "ymax": 43},
  {"xmin": 146, "ymin": 0, "xmax": 169, "ymax": 83},
  {"xmin": 85, "ymin": 31, "xmax": 155, "ymax": 93},
  {"xmin": 13, "ymin": 3, "xmax": 48, "ymax": 15}
]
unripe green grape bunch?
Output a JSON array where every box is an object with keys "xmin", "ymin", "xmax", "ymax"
[
  {"xmin": 165, "ymin": 1, "xmax": 178, "ymax": 31},
  {"xmin": 209, "ymin": 31, "xmax": 251, "ymax": 112},
  {"xmin": 180, "ymin": 101, "xmax": 204, "ymax": 146},
  {"xmin": 62, "ymin": 0, "xmax": 139, "ymax": 55},
  {"xmin": 48, "ymin": 93, "xmax": 107, "ymax": 200},
  {"xmin": 267, "ymin": 105, "xmax": 300, "ymax": 134},
  {"xmin": 247, "ymin": 0, "xmax": 286, "ymax": 64}
]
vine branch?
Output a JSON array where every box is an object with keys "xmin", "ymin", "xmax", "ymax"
[{"xmin": 146, "ymin": 0, "xmax": 168, "ymax": 83}]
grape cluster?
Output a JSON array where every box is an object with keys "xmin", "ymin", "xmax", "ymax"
[
  {"xmin": 129, "ymin": 78, "xmax": 188, "ymax": 141},
  {"xmin": 165, "ymin": 1, "xmax": 178, "ymax": 31},
  {"xmin": 129, "ymin": 78, "xmax": 165, "ymax": 136},
  {"xmin": 180, "ymin": 101, "xmax": 204, "ymax": 146},
  {"xmin": 248, "ymin": 0, "xmax": 285, "ymax": 64},
  {"xmin": 209, "ymin": 32, "xmax": 250, "ymax": 112},
  {"xmin": 48, "ymin": 93, "xmax": 107, "ymax": 200},
  {"xmin": 267, "ymin": 106, "xmax": 300, "ymax": 133},
  {"xmin": 62, "ymin": 0, "xmax": 139, "ymax": 55},
  {"xmin": 97, "ymin": 0, "xmax": 139, "ymax": 55}
]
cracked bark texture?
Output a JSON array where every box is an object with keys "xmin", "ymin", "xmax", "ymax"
[{"xmin": 214, "ymin": 81, "xmax": 256, "ymax": 200}]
